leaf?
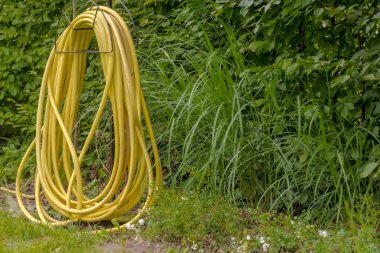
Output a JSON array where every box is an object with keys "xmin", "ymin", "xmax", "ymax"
[
  {"xmin": 278, "ymin": 82, "xmax": 286, "ymax": 91},
  {"xmin": 253, "ymin": 24, "xmax": 260, "ymax": 34},
  {"xmin": 344, "ymin": 103, "xmax": 354, "ymax": 110},
  {"xmin": 111, "ymin": 219, "xmax": 120, "ymax": 227},
  {"xmin": 350, "ymin": 150, "xmax": 359, "ymax": 160},
  {"xmin": 323, "ymin": 105, "xmax": 330, "ymax": 115},
  {"xmin": 264, "ymin": 3, "xmax": 271, "ymax": 12},
  {"xmin": 331, "ymin": 75, "xmax": 350, "ymax": 88},
  {"xmin": 373, "ymin": 103, "xmax": 380, "ymax": 115},
  {"xmin": 249, "ymin": 40, "xmax": 274, "ymax": 54},
  {"xmin": 240, "ymin": 7, "xmax": 249, "ymax": 17},
  {"xmin": 340, "ymin": 106, "xmax": 348, "ymax": 119},
  {"xmin": 363, "ymin": 74, "xmax": 379, "ymax": 81},
  {"xmin": 238, "ymin": 0, "xmax": 254, "ymax": 8},
  {"xmin": 300, "ymin": 153, "xmax": 308, "ymax": 163},
  {"xmin": 372, "ymin": 126, "xmax": 380, "ymax": 138},
  {"xmin": 300, "ymin": 0, "xmax": 313, "ymax": 6},
  {"xmin": 299, "ymin": 193, "xmax": 308, "ymax": 204},
  {"xmin": 359, "ymin": 162, "xmax": 378, "ymax": 178},
  {"xmin": 251, "ymin": 99, "xmax": 267, "ymax": 107},
  {"xmin": 366, "ymin": 22, "xmax": 375, "ymax": 33},
  {"xmin": 314, "ymin": 8, "xmax": 324, "ymax": 17},
  {"xmin": 286, "ymin": 63, "xmax": 299, "ymax": 75}
]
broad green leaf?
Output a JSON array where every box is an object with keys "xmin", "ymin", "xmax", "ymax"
[
  {"xmin": 340, "ymin": 106, "xmax": 348, "ymax": 119},
  {"xmin": 314, "ymin": 8, "xmax": 324, "ymax": 17},
  {"xmin": 300, "ymin": 0, "xmax": 313, "ymax": 6},
  {"xmin": 264, "ymin": 3, "xmax": 271, "ymax": 12},
  {"xmin": 300, "ymin": 153, "xmax": 308, "ymax": 163},
  {"xmin": 363, "ymin": 74, "xmax": 379, "ymax": 81},
  {"xmin": 360, "ymin": 162, "xmax": 378, "ymax": 178},
  {"xmin": 331, "ymin": 75, "xmax": 350, "ymax": 88},
  {"xmin": 373, "ymin": 103, "xmax": 380, "ymax": 115},
  {"xmin": 238, "ymin": 0, "xmax": 254, "ymax": 8},
  {"xmin": 240, "ymin": 7, "xmax": 249, "ymax": 17},
  {"xmin": 111, "ymin": 219, "xmax": 120, "ymax": 227},
  {"xmin": 286, "ymin": 63, "xmax": 299, "ymax": 75},
  {"xmin": 248, "ymin": 40, "xmax": 274, "ymax": 54}
]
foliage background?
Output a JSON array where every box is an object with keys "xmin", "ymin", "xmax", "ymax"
[{"xmin": 0, "ymin": 0, "xmax": 379, "ymax": 224}]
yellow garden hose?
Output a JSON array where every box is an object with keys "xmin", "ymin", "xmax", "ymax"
[{"xmin": 0, "ymin": 6, "xmax": 162, "ymax": 232}]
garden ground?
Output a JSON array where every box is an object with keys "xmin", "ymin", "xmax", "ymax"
[{"xmin": 1, "ymin": 186, "xmax": 379, "ymax": 253}]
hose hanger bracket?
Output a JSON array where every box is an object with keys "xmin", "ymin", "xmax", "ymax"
[
  {"xmin": 54, "ymin": 0, "xmax": 135, "ymax": 54},
  {"xmin": 54, "ymin": 1, "xmax": 113, "ymax": 54}
]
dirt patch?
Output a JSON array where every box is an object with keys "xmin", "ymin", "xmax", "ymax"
[
  {"xmin": 97, "ymin": 241, "xmax": 168, "ymax": 253},
  {"xmin": 0, "ymin": 189, "xmax": 4, "ymax": 210},
  {"xmin": 0, "ymin": 183, "xmax": 38, "ymax": 214}
]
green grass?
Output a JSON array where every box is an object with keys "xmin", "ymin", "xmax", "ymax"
[
  {"xmin": 0, "ymin": 211, "xmax": 100, "ymax": 253},
  {"xmin": 141, "ymin": 189, "xmax": 380, "ymax": 252},
  {"xmin": 142, "ymin": 189, "xmax": 246, "ymax": 250},
  {"xmin": 136, "ymin": 16, "xmax": 380, "ymax": 224},
  {"xmin": 0, "ymin": 189, "xmax": 379, "ymax": 252}
]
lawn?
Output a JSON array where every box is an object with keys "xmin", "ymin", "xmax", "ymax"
[{"xmin": 1, "ymin": 189, "xmax": 379, "ymax": 252}]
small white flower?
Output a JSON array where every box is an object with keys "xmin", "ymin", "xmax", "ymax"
[
  {"xmin": 126, "ymin": 223, "xmax": 135, "ymax": 230},
  {"xmin": 246, "ymin": 235, "xmax": 251, "ymax": 241},
  {"xmin": 138, "ymin": 219, "xmax": 145, "ymax": 226},
  {"xmin": 263, "ymin": 243, "xmax": 270, "ymax": 252},
  {"xmin": 322, "ymin": 20, "xmax": 328, "ymax": 27},
  {"xmin": 191, "ymin": 243, "xmax": 198, "ymax": 250},
  {"xmin": 318, "ymin": 230, "xmax": 328, "ymax": 237},
  {"xmin": 231, "ymin": 237, "xmax": 235, "ymax": 241},
  {"xmin": 291, "ymin": 220, "xmax": 295, "ymax": 225},
  {"xmin": 259, "ymin": 236, "xmax": 265, "ymax": 244}
]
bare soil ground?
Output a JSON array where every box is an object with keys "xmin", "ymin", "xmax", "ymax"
[{"xmin": 97, "ymin": 241, "xmax": 167, "ymax": 253}]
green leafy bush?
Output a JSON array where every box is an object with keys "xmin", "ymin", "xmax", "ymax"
[
  {"xmin": 128, "ymin": 0, "xmax": 380, "ymax": 223},
  {"xmin": 0, "ymin": 0, "xmax": 65, "ymax": 137}
]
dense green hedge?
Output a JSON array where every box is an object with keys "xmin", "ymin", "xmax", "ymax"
[{"xmin": 0, "ymin": 0, "xmax": 65, "ymax": 137}]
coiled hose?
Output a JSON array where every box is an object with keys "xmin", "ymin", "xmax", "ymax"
[{"xmin": 1, "ymin": 6, "xmax": 162, "ymax": 232}]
